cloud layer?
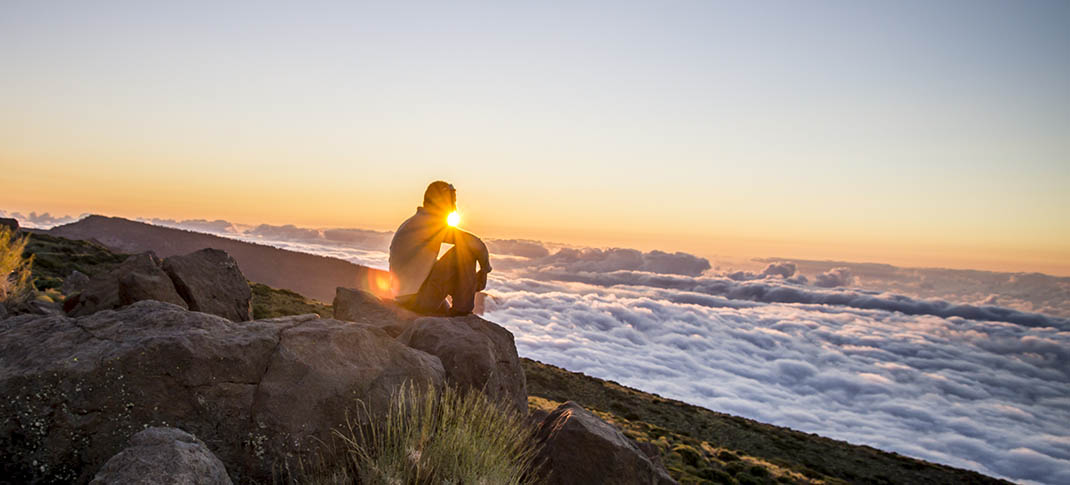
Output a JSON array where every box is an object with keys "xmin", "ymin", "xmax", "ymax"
[{"xmin": 481, "ymin": 274, "xmax": 1070, "ymax": 484}]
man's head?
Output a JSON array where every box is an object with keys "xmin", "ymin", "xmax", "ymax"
[{"xmin": 423, "ymin": 181, "xmax": 456, "ymax": 214}]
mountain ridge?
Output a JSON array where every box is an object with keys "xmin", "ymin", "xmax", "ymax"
[{"xmin": 49, "ymin": 215, "xmax": 384, "ymax": 302}]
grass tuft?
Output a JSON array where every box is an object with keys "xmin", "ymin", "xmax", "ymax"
[
  {"xmin": 251, "ymin": 282, "xmax": 332, "ymax": 319},
  {"xmin": 320, "ymin": 382, "xmax": 542, "ymax": 485},
  {"xmin": 1, "ymin": 227, "xmax": 35, "ymax": 307}
]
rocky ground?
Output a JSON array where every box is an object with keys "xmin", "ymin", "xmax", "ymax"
[{"xmin": 0, "ymin": 231, "xmax": 1012, "ymax": 484}]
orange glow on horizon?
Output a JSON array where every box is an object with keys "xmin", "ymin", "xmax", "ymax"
[{"xmin": 1, "ymin": 154, "xmax": 1067, "ymax": 277}]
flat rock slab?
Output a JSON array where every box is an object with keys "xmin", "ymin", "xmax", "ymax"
[
  {"xmin": 333, "ymin": 287, "xmax": 419, "ymax": 337},
  {"xmin": 0, "ymin": 301, "xmax": 445, "ymax": 484},
  {"xmin": 90, "ymin": 427, "xmax": 232, "ymax": 485}
]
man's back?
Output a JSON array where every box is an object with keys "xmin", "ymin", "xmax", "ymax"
[{"xmin": 389, "ymin": 207, "xmax": 450, "ymax": 296}]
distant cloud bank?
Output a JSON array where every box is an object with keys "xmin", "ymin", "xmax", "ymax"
[{"xmin": 0, "ymin": 210, "xmax": 85, "ymax": 228}]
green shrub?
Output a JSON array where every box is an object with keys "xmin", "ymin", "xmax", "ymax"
[
  {"xmin": 33, "ymin": 275, "xmax": 63, "ymax": 291},
  {"xmin": 332, "ymin": 382, "xmax": 542, "ymax": 485},
  {"xmin": 736, "ymin": 474, "xmax": 762, "ymax": 485},
  {"xmin": 673, "ymin": 444, "xmax": 703, "ymax": 467},
  {"xmin": 698, "ymin": 466, "xmax": 736, "ymax": 484},
  {"xmin": 748, "ymin": 464, "xmax": 769, "ymax": 477},
  {"xmin": 1, "ymin": 227, "xmax": 34, "ymax": 307},
  {"xmin": 718, "ymin": 450, "xmax": 740, "ymax": 462}
]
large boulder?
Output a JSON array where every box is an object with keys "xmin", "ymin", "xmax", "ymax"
[
  {"xmin": 534, "ymin": 401, "xmax": 676, "ymax": 485},
  {"xmin": 398, "ymin": 314, "xmax": 527, "ymax": 415},
  {"xmin": 65, "ymin": 252, "xmax": 188, "ymax": 317},
  {"xmin": 162, "ymin": 248, "xmax": 252, "ymax": 322},
  {"xmin": 0, "ymin": 301, "xmax": 445, "ymax": 483},
  {"xmin": 90, "ymin": 427, "xmax": 232, "ymax": 485},
  {"xmin": 333, "ymin": 287, "xmax": 418, "ymax": 337},
  {"xmin": 61, "ymin": 270, "xmax": 91, "ymax": 295}
]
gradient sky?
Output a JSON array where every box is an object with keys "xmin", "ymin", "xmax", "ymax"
[{"xmin": 2, "ymin": 1, "xmax": 1068, "ymax": 274}]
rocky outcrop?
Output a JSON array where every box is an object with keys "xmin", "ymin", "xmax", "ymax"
[
  {"xmin": 61, "ymin": 270, "xmax": 91, "ymax": 295},
  {"xmin": 0, "ymin": 301, "xmax": 445, "ymax": 484},
  {"xmin": 90, "ymin": 427, "xmax": 232, "ymax": 485},
  {"xmin": 65, "ymin": 252, "xmax": 188, "ymax": 317},
  {"xmin": 399, "ymin": 315, "xmax": 527, "ymax": 415},
  {"xmin": 534, "ymin": 401, "xmax": 676, "ymax": 485},
  {"xmin": 333, "ymin": 287, "xmax": 418, "ymax": 337},
  {"xmin": 0, "ymin": 217, "xmax": 18, "ymax": 233},
  {"xmin": 163, "ymin": 249, "xmax": 252, "ymax": 322}
]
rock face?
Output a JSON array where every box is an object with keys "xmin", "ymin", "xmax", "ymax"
[
  {"xmin": 399, "ymin": 315, "xmax": 527, "ymax": 415},
  {"xmin": 61, "ymin": 270, "xmax": 91, "ymax": 295},
  {"xmin": 333, "ymin": 287, "xmax": 418, "ymax": 337},
  {"xmin": 0, "ymin": 301, "xmax": 445, "ymax": 484},
  {"xmin": 90, "ymin": 427, "xmax": 232, "ymax": 485},
  {"xmin": 534, "ymin": 401, "xmax": 676, "ymax": 485},
  {"xmin": 163, "ymin": 249, "xmax": 252, "ymax": 322},
  {"xmin": 0, "ymin": 217, "xmax": 18, "ymax": 233},
  {"xmin": 65, "ymin": 252, "xmax": 188, "ymax": 317}
]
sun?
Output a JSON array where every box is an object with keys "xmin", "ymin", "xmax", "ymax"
[{"xmin": 447, "ymin": 211, "xmax": 460, "ymax": 227}]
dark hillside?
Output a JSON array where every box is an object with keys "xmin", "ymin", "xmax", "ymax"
[
  {"xmin": 523, "ymin": 359, "xmax": 1011, "ymax": 485},
  {"xmin": 49, "ymin": 215, "xmax": 386, "ymax": 301}
]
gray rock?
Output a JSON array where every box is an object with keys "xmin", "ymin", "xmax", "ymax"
[
  {"xmin": 0, "ymin": 301, "xmax": 445, "ymax": 483},
  {"xmin": 0, "ymin": 303, "xmax": 7, "ymax": 319},
  {"xmin": 28, "ymin": 298, "xmax": 64, "ymax": 316},
  {"xmin": 399, "ymin": 314, "xmax": 527, "ymax": 415},
  {"xmin": 333, "ymin": 287, "xmax": 418, "ymax": 337},
  {"xmin": 66, "ymin": 252, "xmax": 188, "ymax": 317},
  {"xmin": 90, "ymin": 427, "xmax": 232, "ymax": 485},
  {"xmin": 60, "ymin": 270, "xmax": 91, "ymax": 295},
  {"xmin": 163, "ymin": 249, "xmax": 252, "ymax": 322},
  {"xmin": 534, "ymin": 401, "xmax": 676, "ymax": 485}
]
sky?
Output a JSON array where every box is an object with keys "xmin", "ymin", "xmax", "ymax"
[{"xmin": 2, "ymin": 0, "xmax": 1069, "ymax": 274}]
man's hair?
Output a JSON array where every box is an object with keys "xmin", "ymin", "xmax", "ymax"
[{"xmin": 423, "ymin": 181, "xmax": 456, "ymax": 207}]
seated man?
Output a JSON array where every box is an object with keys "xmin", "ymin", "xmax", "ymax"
[{"xmin": 389, "ymin": 181, "xmax": 492, "ymax": 315}]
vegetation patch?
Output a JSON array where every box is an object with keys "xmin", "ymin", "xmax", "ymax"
[
  {"xmin": 250, "ymin": 282, "xmax": 332, "ymax": 319},
  {"xmin": 22, "ymin": 232, "xmax": 126, "ymax": 291},
  {"xmin": 2, "ymin": 227, "xmax": 36, "ymax": 307},
  {"xmin": 303, "ymin": 383, "xmax": 541, "ymax": 485},
  {"xmin": 523, "ymin": 358, "xmax": 1008, "ymax": 485}
]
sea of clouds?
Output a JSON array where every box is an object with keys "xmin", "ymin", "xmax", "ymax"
[{"xmin": 7, "ymin": 212, "xmax": 1070, "ymax": 484}]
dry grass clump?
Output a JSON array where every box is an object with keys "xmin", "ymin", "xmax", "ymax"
[
  {"xmin": 307, "ymin": 382, "xmax": 542, "ymax": 485},
  {"xmin": 1, "ymin": 227, "xmax": 34, "ymax": 307}
]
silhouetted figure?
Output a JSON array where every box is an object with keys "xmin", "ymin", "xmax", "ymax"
[{"xmin": 389, "ymin": 181, "xmax": 491, "ymax": 316}]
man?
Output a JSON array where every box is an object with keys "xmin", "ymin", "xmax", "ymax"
[{"xmin": 389, "ymin": 181, "xmax": 492, "ymax": 315}]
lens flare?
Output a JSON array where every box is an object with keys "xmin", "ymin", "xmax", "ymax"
[{"xmin": 447, "ymin": 211, "xmax": 460, "ymax": 227}]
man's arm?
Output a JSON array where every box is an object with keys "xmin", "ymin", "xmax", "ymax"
[{"xmin": 444, "ymin": 227, "xmax": 491, "ymax": 272}]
